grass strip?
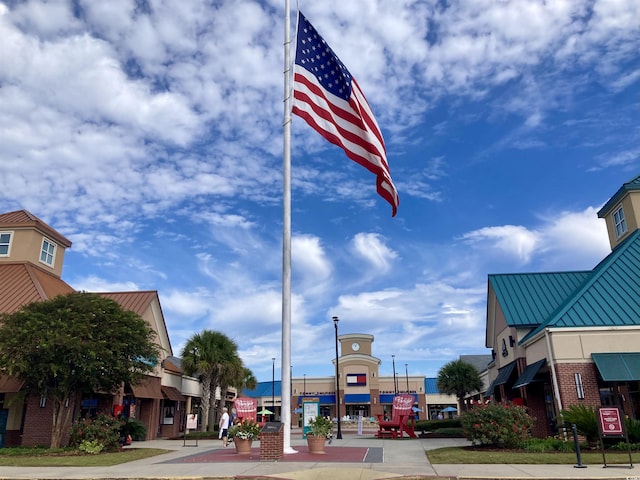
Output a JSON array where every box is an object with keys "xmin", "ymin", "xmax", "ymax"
[
  {"xmin": 427, "ymin": 446, "xmax": 640, "ymax": 465},
  {"xmin": 0, "ymin": 448, "xmax": 171, "ymax": 467}
]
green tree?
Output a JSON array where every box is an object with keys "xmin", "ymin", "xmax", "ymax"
[
  {"xmin": 0, "ymin": 292, "xmax": 159, "ymax": 448},
  {"xmin": 436, "ymin": 359, "xmax": 483, "ymax": 412},
  {"xmin": 181, "ymin": 330, "xmax": 244, "ymax": 431}
]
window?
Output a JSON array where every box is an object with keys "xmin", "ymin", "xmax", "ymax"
[
  {"xmin": 0, "ymin": 232, "xmax": 12, "ymax": 256},
  {"xmin": 40, "ymin": 238, "xmax": 56, "ymax": 266},
  {"xmin": 613, "ymin": 206, "xmax": 627, "ymax": 238}
]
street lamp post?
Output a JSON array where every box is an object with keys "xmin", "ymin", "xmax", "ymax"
[
  {"xmin": 392, "ymin": 355, "xmax": 397, "ymax": 395},
  {"xmin": 303, "ymin": 374, "xmax": 306, "ymax": 396},
  {"xmin": 405, "ymin": 363, "xmax": 409, "ymax": 392},
  {"xmin": 272, "ymin": 357, "xmax": 276, "ymax": 422},
  {"xmin": 333, "ymin": 316, "xmax": 342, "ymax": 439}
]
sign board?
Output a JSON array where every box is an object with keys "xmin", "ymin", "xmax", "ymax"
[
  {"xmin": 302, "ymin": 397, "xmax": 320, "ymax": 439},
  {"xmin": 186, "ymin": 414, "xmax": 198, "ymax": 430},
  {"xmin": 598, "ymin": 407, "xmax": 624, "ymax": 437},
  {"xmin": 262, "ymin": 422, "xmax": 283, "ymax": 433}
]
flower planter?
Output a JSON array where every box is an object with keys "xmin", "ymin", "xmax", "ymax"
[
  {"xmin": 306, "ymin": 434, "xmax": 326, "ymax": 454},
  {"xmin": 233, "ymin": 437, "xmax": 253, "ymax": 454}
]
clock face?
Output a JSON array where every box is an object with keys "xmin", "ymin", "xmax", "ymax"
[{"xmin": 352, "ymin": 342, "xmax": 360, "ymax": 351}]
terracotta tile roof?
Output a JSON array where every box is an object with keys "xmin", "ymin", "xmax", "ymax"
[
  {"xmin": 0, "ymin": 262, "xmax": 74, "ymax": 314},
  {"xmin": 0, "ymin": 210, "xmax": 72, "ymax": 248}
]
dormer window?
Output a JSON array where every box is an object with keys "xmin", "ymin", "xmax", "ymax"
[
  {"xmin": 613, "ymin": 206, "xmax": 627, "ymax": 238},
  {"xmin": 40, "ymin": 238, "xmax": 56, "ymax": 266},
  {"xmin": 0, "ymin": 232, "xmax": 12, "ymax": 256}
]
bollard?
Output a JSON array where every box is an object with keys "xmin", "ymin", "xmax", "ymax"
[{"xmin": 572, "ymin": 423, "xmax": 587, "ymax": 469}]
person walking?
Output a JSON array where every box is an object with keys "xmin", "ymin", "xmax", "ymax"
[{"xmin": 219, "ymin": 407, "xmax": 230, "ymax": 447}]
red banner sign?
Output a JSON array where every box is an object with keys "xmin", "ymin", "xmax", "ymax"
[{"xmin": 598, "ymin": 407, "xmax": 624, "ymax": 436}]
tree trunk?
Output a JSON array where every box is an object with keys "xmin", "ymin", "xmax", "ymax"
[
  {"xmin": 50, "ymin": 395, "xmax": 75, "ymax": 449},
  {"xmin": 201, "ymin": 376, "xmax": 212, "ymax": 432}
]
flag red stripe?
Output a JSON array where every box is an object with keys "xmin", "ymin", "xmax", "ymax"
[{"xmin": 292, "ymin": 14, "xmax": 399, "ymax": 216}]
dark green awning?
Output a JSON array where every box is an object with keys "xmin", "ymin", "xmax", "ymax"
[
  {"xmin": 513, "ymin": 359, "xmax": 546, "ymax": 389},
  {"xmin": 592, "ymin": 353, "xmax": 640, "ymax": 382},
  {"xmin": 493, "ymin": 362, "xmax": 516, "ymax": 386}
]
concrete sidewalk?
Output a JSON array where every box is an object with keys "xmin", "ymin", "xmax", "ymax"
[{"xmin": 0, "ymin": 433, "xmax": 634, "ymax": 480}]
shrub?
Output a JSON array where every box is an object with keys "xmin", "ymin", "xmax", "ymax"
[
  {"xmin": 69, "ymin": 414, "xmax": 122, "ymax": 452},
  {"xmin": 460, "ymin": 403, "xmax": 534, "ymax": 448},
  {"xmin": 523, "ymin": 437, "xmax": 583, "ymax": 453},
  {"xmin": 626, "ymin": 417, "xmax": 640, "ymax": 443},
  {"xmin": 78, "ymin": 439, "xmax": 104, "ymax": 454},
  {"xmin": 415, "ymin": 419, "xmax": 461, "ymax": 432},
  {"xmin": 559, "ymin": 405, "xmax": 598, "ymax": 445},
  {"xmin": 120, "ymin": 418, "xmax": 147, "ymax": 441}
]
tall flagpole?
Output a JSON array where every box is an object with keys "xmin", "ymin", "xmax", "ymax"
[{"xmin": 281, "ymin": 0, "xmax": 296, "ymax": 454}]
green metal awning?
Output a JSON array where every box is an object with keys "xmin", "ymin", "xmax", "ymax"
[
  {"xmin": 513, "ymin": 359, "xmax": 546, "ymax": 389},
  {"xmin": 483, "ymin": 378, "xmax": 497, "ymax": 398},
  {"xmin": 493, "ymin": 362, "xmax": 516, "ymax": 386},
  {"xmin": 592, "ymin": 353, "xmax": 640, "ymax": 382}
]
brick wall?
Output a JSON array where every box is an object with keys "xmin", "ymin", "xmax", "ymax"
[
  {"xmin": 555, "ymin": 363, "xmax": 600, "ymax": 409},
  {"xmin": 21, "ymin": 394, "xmax": 75, "ymax": 447}
]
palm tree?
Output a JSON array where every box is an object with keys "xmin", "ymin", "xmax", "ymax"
[
  {"xmin": 181, "ymin": 330, "xmax": 241, "ymax": 431},
  {"xmin": 436, "ymin": 359, "xmax": 483, "ymax": 412}
]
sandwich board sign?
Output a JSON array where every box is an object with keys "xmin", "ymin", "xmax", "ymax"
[{"xmin": 597, "ymin": 407, "xmax": 632, "ymax": 468}]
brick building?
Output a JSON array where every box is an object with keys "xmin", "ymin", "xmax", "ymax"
[
  {"xmin": 484, "ymin": 174, "xmax": 640, "ymax": 437},
  {"xmin": 0, "ymin": 210, "xmax": 200, "ymax": 446}
]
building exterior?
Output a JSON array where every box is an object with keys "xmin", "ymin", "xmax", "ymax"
[
  {"xmin": 244, "ymin": 333, "xmax": 468, "ymax": 423},
  {"xmin": 484, "ymin": 174, "xmax": 640, "ymax": 437},
  {"xmin": 0, "ymin": 210, "xmax": 200, "ymax": 446}
]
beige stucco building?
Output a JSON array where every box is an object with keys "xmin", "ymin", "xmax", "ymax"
[{"xmin": 484, "ymin": 174, "xmax": 640, "ymax": 437}]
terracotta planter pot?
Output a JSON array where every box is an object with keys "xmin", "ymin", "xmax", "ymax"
[
  {"xmin": 306, "ymin": 434, "xmax": 327, "ymax": 454},
  {"xmin": 233, "ymin": 437, "xmax": 253, "ymax": 454}
]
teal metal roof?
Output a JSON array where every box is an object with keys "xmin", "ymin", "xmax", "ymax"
[
  {"xmin": 523, "ymin": 229, "xmax": 640, "ymax": 341},
  {"xmin": 598, "ymin": 174, "xmax": 640, "ymax": 218},
  {"xmin": 489, "ymin": 271, "xmax": 591, "ymax": 327}
]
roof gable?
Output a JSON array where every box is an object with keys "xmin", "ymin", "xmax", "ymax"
[
  {"xmin": 489, "ymin": 271, "xmax": 591, "ymax": 328},
  {"xmin": 0, "ymin": 210, "xmax": 72, "ymax": 248},
  {"xmin": 523, "ymin": 229, "xmax": 640, "ymax": 341},
  {"xmin": 598, "ymin": 174, "xmax": 640, "ymax": 218},
  {"xmin": 0, "ymin": 263, "xmax": 74, "ymax": 314}
]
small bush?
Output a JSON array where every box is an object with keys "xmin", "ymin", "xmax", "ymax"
[
  {"xmin": 523, "ymin": 437, "xmax": 584, "ymax": 453},
  {"xmin": 626, "ymin": 417, "xmax": 640, "ymax": 443},
  {"xmin": 69, "ymin": 414, "xmax": 122, "ymax": 452},
  {"xmin": 120, "ymin": 418, "xmax": 147, "ymax": 441},
  {"xmin": 415, "ymin": 419, "xmax": 461, "ymax": 432},
  {"xmin": 559, "ymin": 405, "xmax": 598, "ymax": 445},
  {"xmin": 610, "ymin": 441, "xmax": 640, "ymax": 451},
  {"xmin": 78, "ymin": 439, "xmax": 104, "ymax": 454},
  {"xmin": 460, "ymin": 403, "xmax": 534, "ymax": 448}
]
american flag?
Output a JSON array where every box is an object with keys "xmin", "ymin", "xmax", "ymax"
[{"xmin": 292, "ymin": 12, "xmax": 399, "ymax": 217}]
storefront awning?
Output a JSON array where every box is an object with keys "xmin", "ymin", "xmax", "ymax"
[
  {"xmin": 513, "ymin": 359, "xmax": 546, "ymax": 389},
  {"xmin": 592, "ymin": 353, "xmax": 640, "ymax": 382},
  {"xmin": 131, "ymin": 376, "xmax": 164, "ymax": 399},
  {"xmin": 493, "ymin": 362, "xmax": 516, "ymax": 387},
  {"xmin": 0, "ymin": 375, "xmax": 24, "ymax": 393},
  {"xmin": 344, "ymin": 394, "xmax": 370, "ymax": 403},
  {"xmin": 483, "ymin": 378, "xmax": 497, "ymax": 398},
  {"xmin": 161, "ymin": 385, "xmax": 185, "ymax": 402}
]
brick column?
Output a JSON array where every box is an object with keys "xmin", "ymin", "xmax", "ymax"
[{"xmin": 260, "ymin": 422, "xmax": 283, "ymax": 461}]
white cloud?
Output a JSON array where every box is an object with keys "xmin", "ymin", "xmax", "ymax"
[
  {"xmin": 351, "ymin": 233, "xmax": 398, "ymax": 274},
  {"xmin": 460, "ymin": 225, "xmax": 540, "ymax": 264}
]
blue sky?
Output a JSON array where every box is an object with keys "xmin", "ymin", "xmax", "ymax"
[{"xmin": 1, "ymin": 0, "xmax": 638, "ymax": 383}]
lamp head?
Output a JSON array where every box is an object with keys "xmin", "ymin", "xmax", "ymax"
[{"xmin": 332, "ymin": 316, "xmax": 339, "ymax": 324}]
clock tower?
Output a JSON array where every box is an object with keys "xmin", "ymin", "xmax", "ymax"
[{"xmin": 333, "ymin": 333, "xmax": 383, "ymax": 418}]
